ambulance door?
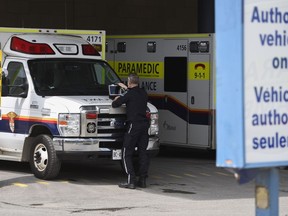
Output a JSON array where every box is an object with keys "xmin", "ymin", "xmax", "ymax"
[
  {"xmin": 160, "ymin": 39, "xmax": 188, "ymax": 145},
  {"xmin": 0, "ymin": 59, "xmax": 31, "ymax": 153},
  {"xmin": 187, "ymin": 39, "xmax": 211, "ymax": 148}
]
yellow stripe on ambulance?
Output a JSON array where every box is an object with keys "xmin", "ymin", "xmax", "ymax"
[{"xmin": 114, "ymin": 61, "xmax": 164, "ymax": 79}]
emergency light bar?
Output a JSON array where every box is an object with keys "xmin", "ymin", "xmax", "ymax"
[
  {"xmin": 189, "ymin": 41, "xmax": 209, "ymax": 53},
  {"xmin": 11, "ymin": 36, "xmax": 55, "ymax": 55},
  {"xmin": 92, "ymin": 44, "xmax": 102, "ymax": 52},
  {"xmin": 10, "ymin": 36, "xmax": 100, "ymax": 57},
  {"xmin": 82, "ymin": 44, "xmax": 100, "ymax": 56},
  {"xmin": 198, "ymin": 41, "xmax": 209, "ymax": 53},
  {"xmin": 54, "ymin": 44, "xmax": 78, "ymax": 55}
]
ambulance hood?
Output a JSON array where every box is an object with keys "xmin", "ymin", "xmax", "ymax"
[
  {"xmin": 45, "ymin": 96, "xmax": 112, "ymax": 113},
  {"xmin": 44, "ymin": 95, "xmax": 158, "ymax": 113}
]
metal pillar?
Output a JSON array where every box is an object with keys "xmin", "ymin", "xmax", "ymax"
[{"xmin": 255, "ymin": 168, "xmax": 279, "ymax": 216}]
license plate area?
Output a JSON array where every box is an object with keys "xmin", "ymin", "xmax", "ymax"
[{"xmin": 112, "ymin": 149, "xmax": 122, "ymax": 160}]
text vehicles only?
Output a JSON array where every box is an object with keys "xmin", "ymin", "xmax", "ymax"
[
  {"xmin": 107, "ymin": 34, "xmax": 215, "ymax": 149},
  {"xmin": 0, "ymin": 28, "xmax": 159, "ymax": 179}
]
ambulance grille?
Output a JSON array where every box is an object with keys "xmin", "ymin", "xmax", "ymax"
[
  {"xmin": 97, "ymin": 113, "xmax": 127, "ymax": 137},
  {"xmin": 80, "ymin": 105, "xmax": 127, "ymax": 138}
]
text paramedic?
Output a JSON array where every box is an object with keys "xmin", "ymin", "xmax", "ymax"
[{"xmin": 117, "ymin": 62, "xmax": 160, "ymax": 74}]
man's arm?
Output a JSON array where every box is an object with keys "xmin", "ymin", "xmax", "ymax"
[
  {"xmin": 112, "ymin": 83, "xmax": 129, "ymax": 108},
  {"xmin": 112, "ymin": 93, "xmax": 129, "ymax": 108},
  {"xmin": 112, "ymin": 96, "xmax": 121, "ymax": 108}
]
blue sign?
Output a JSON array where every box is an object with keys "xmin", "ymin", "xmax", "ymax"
[{"xmin": 216, "ymin": 0, "xmax": 288, "ymax": 168}]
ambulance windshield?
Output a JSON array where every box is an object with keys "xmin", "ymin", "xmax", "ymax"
[{"xmin": 28, "ymin": 59, "xmax": 121, "ymax": 96}]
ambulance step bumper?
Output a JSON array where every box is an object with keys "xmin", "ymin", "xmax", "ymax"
[
  {"xmin": 53, "ymin": 136, "xmax": 159, "ymax": 152},
  {"xmin": 53, "ymin": 138, "xmax": 102, "ymax": 152}
]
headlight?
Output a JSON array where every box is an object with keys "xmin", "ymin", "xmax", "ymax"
[
  {"xmin": 58, "ymin": 113, "xmax": 80, "ymax": 136},
  {"xmin": 149, "ymin": 113, "xmax": 159, "ymax": 135}
]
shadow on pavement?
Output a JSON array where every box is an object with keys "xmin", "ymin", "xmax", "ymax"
[{"xmin": 158, "ymin": 146, "xmax": 216, "ymax": 160}]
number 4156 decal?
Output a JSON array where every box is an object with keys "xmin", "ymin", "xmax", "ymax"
[{"xmin": 177, "ymin": 45, "xmax": 187, "ymax": 51}]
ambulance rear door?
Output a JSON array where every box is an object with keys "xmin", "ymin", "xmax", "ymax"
[{"xmin": 187, "ymin": 37, "xmax": 212, "ymax": 148}]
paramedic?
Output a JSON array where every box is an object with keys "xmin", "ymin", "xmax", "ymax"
[{"xmin": 112, "ymin": 73, "xmax": 149, "ymax": 189}]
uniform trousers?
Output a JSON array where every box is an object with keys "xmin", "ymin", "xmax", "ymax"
[{"xmin": 122, "ymin": 121, "xmax": 149, "ymax": 183}]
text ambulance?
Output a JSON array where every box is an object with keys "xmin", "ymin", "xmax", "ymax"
[
  {"xmin": 107, "ymin": 34, "xmax": 215, "ymax": 149},
  {"xmin": 0, "ymin": 28, "xmax": 159, "ymax": 179}
]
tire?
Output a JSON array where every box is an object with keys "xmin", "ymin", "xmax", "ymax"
[{"xmin": 29, "ymin": 135, "xmax": 61, "ymax": 180}]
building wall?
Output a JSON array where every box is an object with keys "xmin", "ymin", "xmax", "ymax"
[{"xmin": 0, "ymin": 0, "xmax": 214, "ymax": 34}]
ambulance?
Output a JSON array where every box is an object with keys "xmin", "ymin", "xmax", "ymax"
[
  {"xmin": 0, "ymin": 28, "xmax": 159, "ymax": 179},
  {"xmin": 107, "ymin": 34, "xmax": 215, "ymax": 149}
]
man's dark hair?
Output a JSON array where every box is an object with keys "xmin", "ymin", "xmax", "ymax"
[{"xmin": 128, "ymin": 73, "xmax": 139, "ymax": 85}]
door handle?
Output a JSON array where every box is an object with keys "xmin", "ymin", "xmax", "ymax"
[
  {"xmin": 191, "ymin": 96, "xmax": 195, "ymax": 104},
  {"xmin": 164, "ymin": 95, "xmax": 168, "ymax": 103}
]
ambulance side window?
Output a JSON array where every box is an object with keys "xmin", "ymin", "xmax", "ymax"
[
  {"xmin": 93, "ymin": 62, "xmax": 119, "ymax": 85},
  {"xmin": 164, "ymin": 57, "xmax": 187, "ymax": 92},
  {"xmin": 6, "ymin": 62, "xmax": 28, "ymax": 97}
]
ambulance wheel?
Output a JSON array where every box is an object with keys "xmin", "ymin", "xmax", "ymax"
[{"xmin": 29, "ymin": 135, "xmax": 61, "ymax": 180}]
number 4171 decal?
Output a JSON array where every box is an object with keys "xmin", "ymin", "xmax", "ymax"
[{"xmin": 86, "ymin": 35, "xmax": 102, "ymax": 43}]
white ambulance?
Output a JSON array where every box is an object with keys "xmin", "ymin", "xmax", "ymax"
[
  {"xmin": 0, "ymin": 28, "xmax": 159, "ymax": 179},
  {"xmin": 107, "ymin": 34, "xmax": 215, "ymax": 150}
]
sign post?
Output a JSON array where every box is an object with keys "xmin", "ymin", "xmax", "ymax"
[{"xmin": 216, "ymin": 0, "xmax": 288, "ymax": 215}]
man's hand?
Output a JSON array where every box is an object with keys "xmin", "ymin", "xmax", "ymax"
[
  {"xmin": 113, "ymin": 96, "xmax": 120, "ymax": 101},
  {"xmin": 117, "ymin": 82, "xmax": 127, "ymax": 90}
]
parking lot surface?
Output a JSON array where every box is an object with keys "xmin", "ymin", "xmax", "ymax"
[{"xmin": 0, "ymin": 148, "xmax": 288, "ymax": 215}]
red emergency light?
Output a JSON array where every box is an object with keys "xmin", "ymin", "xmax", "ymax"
[
  {"xmin": 10, "ymin": 36, "xmax": 55, "ymax": 55},
  {"xmin": 82, "ymin": 44, "xmax": 100, "ymax": 56},
  {"xmin": 86, "ymin": 112, "xmax": 98, "ymax": 119}
]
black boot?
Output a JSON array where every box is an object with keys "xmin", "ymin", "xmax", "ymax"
[
  {"xmin": 118, "ymin": 176, "xmax": 136, "ymax": 189},
  {"xmin": 137, "ymin": 177, "xmax": 147, "ymax": 188},
  {"xmin": 118, "ymin": 182, "xmax": 136, "ymax": 189}
]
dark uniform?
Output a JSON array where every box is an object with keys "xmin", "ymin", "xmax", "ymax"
[{"xmin": 112, "ymin": 86, "xmax": 149, "ymax": 188}]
